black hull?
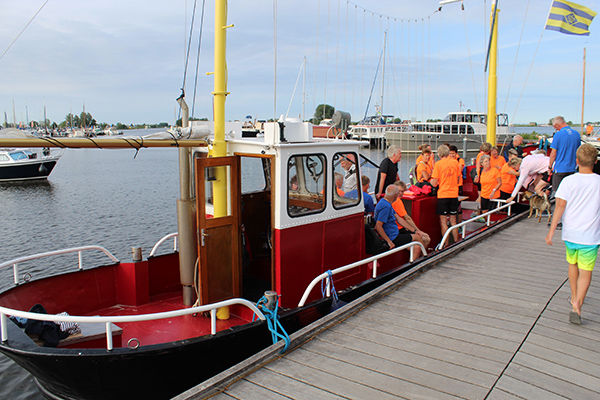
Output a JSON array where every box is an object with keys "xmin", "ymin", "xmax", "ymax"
[
  {"xmin": 0, "ymin": 160, "xmax": 57, "ymax": 182},
  {"xmin": 0, "ymin": 300, "xmax": 333, "ymax": 400}
]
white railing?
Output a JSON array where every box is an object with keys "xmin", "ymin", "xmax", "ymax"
[
  {"xmin": 0, "ymin": 246, "xmax": 120, "ymax": 285},
  {"xmin": 149, "ymin": 232, "xmax": 178, "ymax": 257},
  {"xmin": 298, "ymin": 241, "xmax": 427, "ymax": 307},
  {"xmin": 435, "ymin": 201, "xmax": 516, "ymax": 251},
  {"xmin": 0, "ymin": 298, "xmax": 265, "ymax": 350}
]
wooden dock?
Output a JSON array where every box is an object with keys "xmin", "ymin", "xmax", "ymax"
[{"xmin": 177, "ymin": 216, "xmax": 600, "ymax": 400}]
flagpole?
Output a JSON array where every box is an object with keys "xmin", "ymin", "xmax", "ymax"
[{"xmin": 581, "ymin": 47, "xmax": 586, "ymax": 134}]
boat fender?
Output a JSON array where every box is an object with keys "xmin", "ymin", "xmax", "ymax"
[
  {"xmin": 321, "ymin": 270, "xmax": 347, "ymax": 312},
  {"xmin": 38, "ymin": 164, "xmax": 48, "ymax": 174}
]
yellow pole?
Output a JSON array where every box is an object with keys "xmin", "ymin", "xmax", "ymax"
[
  {"xmin": 213, "ymin": 0, "xmax": 231, "ymax": 320},
  {"xmin": 486, "ymin": 3, "xmax": 499, "ymax": 146},
  {"xmin": 581, "ymin": 47, "xmax": 586, "ymax": 135},
  {"xmin": 211, "ymin": 0, "xmax": 231, "ymax": 219}
]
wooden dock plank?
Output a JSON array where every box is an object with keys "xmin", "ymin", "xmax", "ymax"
[
  {"xmin": 188, "ymin": 216, "xmax": 600, "ymax": 400},
  {"xmin": 261, "ymin": 351, "xmax": 410, "ymax": 400},
  {"xmin": 501, "ymin": 363, "xmax": 599, "ymax": 400},
  {"xmin": 243, "ymin": 368, "xmax": 344, "ymax": 400},
  {"xmin": 282, "ymin": 347, "xmax": 463, "ymax": 400},
  {"xmin": 312, "ymin": 332, "xmax": 497, "ymax": 388},
  {"xmin": 332, "ymin": 316, "xmax": 512, "ymax": 369},
  {"xmin": 214, "ymin": 379, "xmax": 292, "ymax": 400},
  {"xmin": 492, "ymin": 375, "xmax": 569, "ymax": 400}
]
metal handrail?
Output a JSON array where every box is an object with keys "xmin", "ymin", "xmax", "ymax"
[
  {"xmin": 0, "ymin": 246, "xmax": 120, "ymax": 285},
  {"xmin": 149, "ymin": 232, "xmax": 179, "ymax": 257},
  {"xmin": 0, "ymin": 298, "xmax": 265, "ymax": 350},
  {"xmin": 298, "ymin": 240, "xmax": 427, "ymax": 307},
  {"xmin": 435, "ymin": 201, "xmax": 516, "ymax": 251}
]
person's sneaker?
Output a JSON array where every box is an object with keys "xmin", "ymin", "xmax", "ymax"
[{"xmin": 475, "ymin": 217, "xmax": 486, "ymax": 223}]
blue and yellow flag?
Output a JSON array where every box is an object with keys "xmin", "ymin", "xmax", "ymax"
[{"xmin": 545, "ymin": 0, "xmax": 597, "ymax": 35}]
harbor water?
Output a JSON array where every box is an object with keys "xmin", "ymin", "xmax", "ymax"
[{"xmin": 0, "ymin": 126, "xmax": 553, "ymax": 399}]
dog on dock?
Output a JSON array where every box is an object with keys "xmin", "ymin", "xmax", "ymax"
[{"xmin": 523, "ymin": 190, "xmax": 552, "ymax": 223}]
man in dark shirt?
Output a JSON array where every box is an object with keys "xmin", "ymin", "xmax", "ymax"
[
  {"xmin": 375, "ymin": 145, "xmax": 402, "ymax": 200},
  {"xmin": 503, "ymin": 135, "xmax": 523, "ymax": 161}
]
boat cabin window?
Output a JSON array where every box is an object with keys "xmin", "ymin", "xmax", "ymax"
[
  {"xmin": 203, "ymin": 165, "xmax": 232, "ymax": 219},
  {"xmin": 0, "ymin": 154, "xmax": 9, "ymax": 161},
  {"xmin": 497, "ymin": 114, "xmax": 509, "ymax": 127},
  {"xmin": 332, "ymin": 152, "xmax": 360, "ymax": 209},
  {"xmin": 287, "ymin": 154, "xmax": 326, "ymax": 217}
]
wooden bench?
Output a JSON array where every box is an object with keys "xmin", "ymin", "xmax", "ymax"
[{"xmin": 29, "ymin": 322, "xmax": 123, "ymax": 349}]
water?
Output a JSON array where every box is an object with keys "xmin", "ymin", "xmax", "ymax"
[
  {"xmin": 0, "ymin": 128, "xmax": 548, "ymax": 398},
  {"xmin": 0, "ymin": 129, "xmax": 181, "ymax": 399}
]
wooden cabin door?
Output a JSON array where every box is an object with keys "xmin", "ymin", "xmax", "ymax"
[{"xmin": 195, "ymin": 156, "xmax": 241, "ymax": 304}]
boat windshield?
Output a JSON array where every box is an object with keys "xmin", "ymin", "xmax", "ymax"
[{"xmin": 9, "ymin": 151, "xmax": 28, "ymax": 161}]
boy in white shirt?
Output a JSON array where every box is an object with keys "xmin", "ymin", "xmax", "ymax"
[{"xmin": 546, "ymin": 143, "xmax": 600, "ymax": 324}]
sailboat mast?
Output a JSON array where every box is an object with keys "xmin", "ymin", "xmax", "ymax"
[
  {"xmin": 581, "ymin": 47, "xmax": 586, "ymax": 134},
  {"xmin": 486, "ymin": 1, "xmax": 499, "ymax": 146},
  {"xmin": 380, "ymin": 31, "xmax": 387, "ymax": 117},
  {"xmin": 303, "ymin": 56, "xmax": 306, "ymax": 121}
]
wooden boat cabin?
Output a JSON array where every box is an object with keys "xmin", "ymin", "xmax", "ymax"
[{"xmin": 195, "ymin": 118, "xmax": 411, "ymax": 309}]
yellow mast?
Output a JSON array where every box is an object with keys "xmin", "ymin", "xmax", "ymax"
[
  {"xmin": 486, "ymin": 1, "xmax": 499, "ymax": 146},
  {"xmin": 210, "ymin": 0, "xmax": 231, "ymax": 219},
  {"xmin": 581, "ymin": 47, "xmax": 586, "ymax": 135}
]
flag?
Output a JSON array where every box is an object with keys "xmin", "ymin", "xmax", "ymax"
[{"xmin": 545, "ymin": 0, "xmax": 597, "ymax": 35}]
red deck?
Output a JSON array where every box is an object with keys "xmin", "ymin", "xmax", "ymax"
[{"xmin": 96, "ymin": 291, "xmax": 251, "ymax": 346}]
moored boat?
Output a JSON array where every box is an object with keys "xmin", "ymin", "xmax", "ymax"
[
  {"xmin": 0, "ymin": 129, "xmax": 63, "ymax": 182},
  {"xmin": 386, "ymin": 111, "xmax": 514, "ymax": 154}
]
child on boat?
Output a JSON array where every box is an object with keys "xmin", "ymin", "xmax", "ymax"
[{"xmin": 546, "ymin": 143, "xmax": 600, "ymax": 325}]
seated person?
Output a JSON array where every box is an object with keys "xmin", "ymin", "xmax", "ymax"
[
  {"xmin": 289, "ymin": 174, "xmax": 299, "ymax": 191},
  {"xmin": 334, "ymin": 172, "xmax": 345, "ymax": 197},
  {"xmin": 374, "ymin": 184, "xmax": 430, "ymax": 259},
  {"xmin": 416, "ymin": 149, "xmax": 433, "ymax": 183},
  {"xmin": 345, "ymin": 175, "xmax": 375, "ymax": 215}
]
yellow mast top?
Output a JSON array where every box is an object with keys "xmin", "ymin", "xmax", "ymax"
[{"xmin": 486, "ymin": 1, "xmax": 499, "ymax": 146}]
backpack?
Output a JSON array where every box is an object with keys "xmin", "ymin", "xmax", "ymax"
[{"xmin": 408, "ymin": 161, "xmax": 427, "ymax": 186}]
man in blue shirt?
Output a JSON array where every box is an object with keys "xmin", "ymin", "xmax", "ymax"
[
  {"xmin": 344, "ymin": 175, "xmax": 374, "ymax": 215},
  {"xmin": 373, "ymin": 185, "xmax": 430, "ymax": 258},
  {"xmin": 550, "ymin": 116, "xmax": 581, "ymax": 194}
]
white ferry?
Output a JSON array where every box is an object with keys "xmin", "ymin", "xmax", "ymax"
[{"xmin": 386, "ymin": 111, "xmax": 513, "ymax": 154}]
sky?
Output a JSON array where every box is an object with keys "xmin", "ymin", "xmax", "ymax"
[{"xmin": 1, "ymin": 0, "xmax": 599, "ymax": 126}]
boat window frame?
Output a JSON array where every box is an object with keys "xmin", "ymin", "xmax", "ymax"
[
  {"xmin": 331, "ymin": 151, "xmax": 361, "ymax": 211},
  {"xmin": 286, "ymin": 153, "xmax": 327, "ymax": 218}
]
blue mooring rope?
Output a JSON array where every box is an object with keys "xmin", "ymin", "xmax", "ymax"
[
  {"xmin": 253, "ymin": 295, "xmax": 291, "ymax": 353},
  {"xmin": 320, "ymin": 270, "xmax": 339, "ymax": 301}
]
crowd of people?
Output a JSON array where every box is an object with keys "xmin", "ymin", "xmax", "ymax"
[{"xmin": 370, "ymin": 115, "xmax": 598, "ymax": 326}]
